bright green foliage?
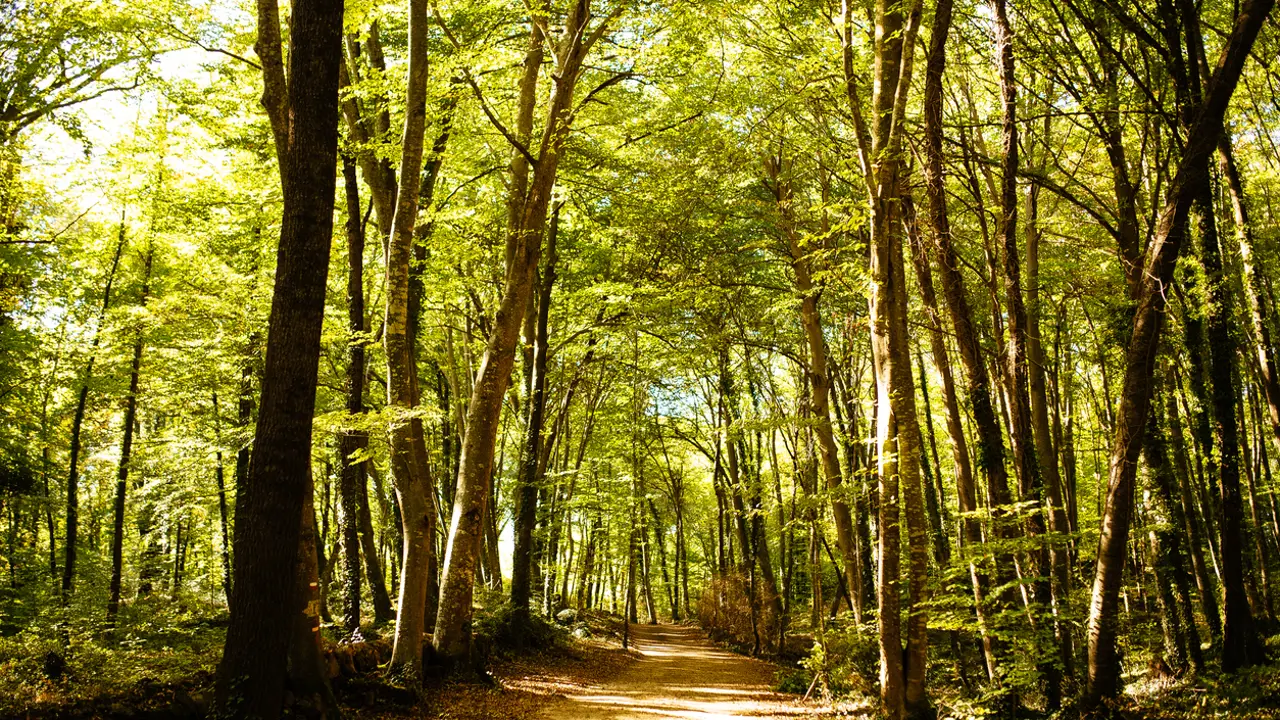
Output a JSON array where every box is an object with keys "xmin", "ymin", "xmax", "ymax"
[{"xmin": 0, "ymin": 0, "xmax": 1279, "ymax": 717}]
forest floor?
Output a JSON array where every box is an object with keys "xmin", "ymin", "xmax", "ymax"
[
  {"xmin": 372, "ymin": 621, "xmax": 835, "ymax": 720},
  {"xmin": 531, "ymin": 623, "xmax": 828, "ymax": 719}
]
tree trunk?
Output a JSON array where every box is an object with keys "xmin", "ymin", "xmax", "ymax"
[
  {"xmin": 511, "ymin": 203, "xmax": 560, "ymax": 624},
  {"xmin": 767, "ymin": 158, "xmax": 860, "ymax": 621},
  {"xmin": 383, "ymin": 0, "xmax": 435, "ymax": 680},
  {"xmin": 434, "ymin": 3, "xmax": 608, "ymax": 665},
  {"xmin": 62, "ymin": 218, "xmax": 127, "ymax": 604},
  {"xmin": 1166, "ymin": 370, "xmax": 1222, "ymax": 642},
  {"xmin": 214, "ymin": 0, "xmax": 344, "ymax": 711},
  {"xmin": 339, "ymin": 155, "xmax": 367, "ymax": 635},
  {"xmin": 1197, "ymin": 178, "xmax": 1265, "ymax": 669},
  {"xmin": 1083, "ymin": 1, "xmax": 1272, "ymax": 702},
  {"xmin": 107, "ymin": 242, "xmax": 154, "ymax": 630},
  {"xmin": 904, "ymin": 191, "xmax": 999, "ymax": 681},
  {"xmin": 920, "ymin": 0, "xmax": 1018, "ymax": 635},
  {"xmin": 213, "ymin": 394, "xmax": 233, "ymax": 605},
  {"xmin": 287, "ymin": 479, "xmax": 338, "ymax": 716},
  {"xmin": 990, "ymin": 4, "xmax": 1060, "ymax": 704},
  {"xmin": 1025, "ymin": 181, "xmax": 1074, "ymax": 678},
  {"xmin": 863, "ymin": 0, "xmax": 927, "ymax": 714},
  {"xmin": 1142, "ymin": 379, "xmax": 1204, "ymax": 672}
]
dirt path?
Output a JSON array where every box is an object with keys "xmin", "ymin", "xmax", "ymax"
[{"xmin": 536, "ymin": 623, "xmax": 822, "ymax": 719}]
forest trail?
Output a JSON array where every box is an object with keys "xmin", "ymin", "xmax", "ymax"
[{"xmin": 536, "ymin": 624, "xmax": 821, "ymax": 719}]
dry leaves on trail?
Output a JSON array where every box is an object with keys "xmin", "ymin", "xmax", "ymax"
[{"xmin": 349, "ymin": 637, "xmax": 640, "ymax": 720}]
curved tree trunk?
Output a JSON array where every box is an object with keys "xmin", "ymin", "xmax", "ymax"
[
  {"xmin": 904, "ymin": 190, "xmax": 998, "ymax": 681},
  {"xmin": 434, "ymin": 2, "xmax": 613, "ymax": 666},
  {"xmin": 767, "ymin": 157, "xmax": 860, "ymax": 623}
]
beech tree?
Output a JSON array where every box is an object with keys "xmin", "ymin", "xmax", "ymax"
[{"xmin": 3, "ymin": 1, "xmax": 1280, "ymax": 718}]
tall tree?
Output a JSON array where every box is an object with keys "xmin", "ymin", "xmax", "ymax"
[
  {"xmin": 106, "ymin": 240, "xmax": 155, "ymax": 630},
  {"xmin": 338, "ymin": 155, "xmax": 367, "ymax": 635},
  {"xmin": 383, "ymin": 0, "xmax": 437, "ymax": 681},
  {"xmin": 213, "ymin": 0, "xmax": 345, "ymax": 713},
  {"xmin": 433, "ymin": 0, "xmax": 619, "ymax": 666},
  {"xmin": 62, "ymin": 217, "xmax": 127, "ymax": 604},
  {"xmin": 858, "ymin": 0, "xmax": 929, "ymax": 715},
  {"xmin": 1083, "ymin": 0, "xmax": 1274, "ymax": 703}
]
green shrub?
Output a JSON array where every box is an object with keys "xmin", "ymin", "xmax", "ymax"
[
  {"xmin": 799, "ymin": 617, "xmax": 877, "ymax": 700},
  {"xmin": 471, "ymin": 599, "xmax": 566, "ymax": 656},
  {"xmin": 774, "ymin": 666, "xmax": 811, "ymax": 695}
]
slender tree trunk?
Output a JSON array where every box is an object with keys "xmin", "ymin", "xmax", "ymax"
[
  {"xmin": 863, "ymin": 1, "xmax": 927, "ymax": 714},
  {"xmin": 339, "ymin": 155, "xmax": 367, "ymax": 635},
  {"xmin": 1083, "ymin": 1, "xmax": 1272, "ymax": 702},
  {"xmin": 990, "ymin": 5, "xmax": 1060, "ymax": 704},
  {"xmin": 107, "ymin": 242, "xmax": 154, "ymax": 630},
  {"xmin": 1143, "ymin": 378, "xmax": 1204, "ymax": 672},
  {"xmin": 767, "ymin": 159, "xmax": 860, "ymax": 620},
  {"xmin": 904, "ymin": 191, "xmax": 999, "ymax": 680},
  {"xmin": 435, "ymin": 3, "xmax": 608, "ymax": 665},
  {"xmin": 512, "ymin": 203, "xmax": 560, "ymax": 624},
  {"xmin": 1025, "ymin": 182, "xmax": 1074, "ymax": 678},
  {"xmin": 383, "ymin": 0, "xmax": 435, "ymax": 679},
  {"xmin": 920, "ymin": 0, "xmax": 1018, "ymax": 643},
  {"xmin": 62, "ymin": 218, "xmax": 127, "ymax": 605},
  {"xmin": 1167, "ymin": 371, "xmax": 1222, "ymax": 642},
  {"xmin": 213, "ymin": 395, "xmax": 233, "ymax": 605},
  {"xmin": 1197, "ymin": 179, "xmax": 1265, "ymax": 668}
]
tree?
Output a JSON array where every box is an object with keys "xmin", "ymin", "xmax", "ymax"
[
  {"xmin": 213, "ymin": 0, "xmax": 345, "ymax": 714},
  {"xmin": 1084, "ymin": 0, "xmax": 1274, "ymax": 703},
  {"xmin": 433, "ymin": 0, "xmax": 620, "ymax": 666}
]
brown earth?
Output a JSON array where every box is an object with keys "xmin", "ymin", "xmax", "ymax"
[{"xmin": 535, "ymin": 623, "xmax": 827, "ymax": 719}]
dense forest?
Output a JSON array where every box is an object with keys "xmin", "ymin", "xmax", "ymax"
[{"xmin": 3, "ymin": 0, "xmax": 1280, "ymax": 717}]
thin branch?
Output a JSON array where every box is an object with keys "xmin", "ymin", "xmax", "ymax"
[
  {"xmin": 5, "ymin": 202, "xmax": 100, "ymax": 246},
  {"xmin": 460, "ymin": 70, "xmax": 539, "ymax": 168},
  {"xmin": 574, "ymin": 69, "xmax": 634, "ymax": 112},
  {"xmin": 166, "ymin": 24, "xmax": 262, "ymax": 70}
]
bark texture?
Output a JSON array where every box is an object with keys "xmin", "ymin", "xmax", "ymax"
[
  {"xmin": 213, "ymin": 0, "xmax": 345, "ymax": 712},
  {"xmin": 1083, "ymin": 0, "xmax": 1273, "ymax": 703}
]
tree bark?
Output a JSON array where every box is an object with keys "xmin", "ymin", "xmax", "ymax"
[
  {"xmin": 214, "ymin": 0, "xmax": 344, "ymax": 712},
  {"xmin": 434, "ymin": 2, "xmax": 612, "ymax": 665},
  {"xmin": 904, "ymin": 190, "xmax": 999, "ymax": 681},
  {"xmin": 990, "ymin": 3, "xmax": 1060, "ymax": 705},
  {"xmin": 106, "ymin": 242, "xmax": 154, "ymax": 630},
  {"xmin": 213, "ymin": 394, "xmax": 233, "ymax": 604},
  {"xmin": 1197, "ymin": 180, "xmax": 1265, "ymax": 669},
  {"xmin": 1142, "ymin": 378, "xmax": 1204, "ymax": 672},
  {"xmin": 864, "ymin": 0, "xmax": 927, "ymax": 714},
  {"xmin": 383, "ymin": 0, "xmax": 435, "ymax": 680},
  {"xmin": 511, "ymin": 203, "xmax": 560, "ymax": 623},
  {"xmin": 338, "ymin": 155, "xmax": 367, "ymax": 635},
  {"xmin": 766, "ymin": 158, "xmax": 861, "ymax": 622},
  {"xmin": 1083, "ymin": 0, "xmax": 1272, "ymax": 703},
  {"xmin": 1166, "ymin": 383, "xmax": 1222, "ymax": 643},
  {"xmin": 287, "ymin": 481, "xmax": 338, "ymax": 715}
]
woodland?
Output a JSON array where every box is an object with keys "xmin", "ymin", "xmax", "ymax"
[{"xmin": 3, "ymin": 0, "xmax": 1280, "ymax": 718}]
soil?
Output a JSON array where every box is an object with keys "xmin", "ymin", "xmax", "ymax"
[{"xmin": 535, "ymin": 623, "xmax": 826, "ymax": 719}]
